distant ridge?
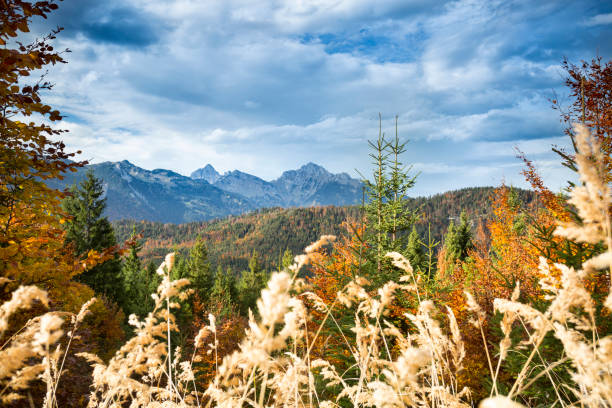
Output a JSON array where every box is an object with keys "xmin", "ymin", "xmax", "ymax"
[
  {"xmin": 191, "ymin": 162, "xmax": 363, "ymax": 209},
  {"xmin": 49, "ymin": 161, "xmax": 363, "ymax": 223},
  {"xmin": 112, "ymin": 186, "xmax": 537, "ymax": 271}
]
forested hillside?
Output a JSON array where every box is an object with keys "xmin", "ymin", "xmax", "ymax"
[
  {"xmin": 113, "ymin": 186, "xmax": 536, "ymax": 271},
  {"xmin": 114, "ymin": 206, "xmax": 359, "ymax": 272}
]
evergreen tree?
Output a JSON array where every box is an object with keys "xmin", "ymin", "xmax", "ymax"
[
  {"xmin": 362, "ymin": 114, "xmax": 391, "ymax": 276},
  {"xmin": 406, "ymin": 226, "xmax": 426, "ymax": 274},
  {"xmin": 62, "ymin": 170, "xmax": 123, "ymax": 298},
  {"xmin": 384, "ymin": 116, "xmax": 419, "ymax": 251},
  {"xmin": 170, "ymin": 253, "xmax": 187, "ymax": 281},
  {"xmin": 237, "ymin": 250, "xmax": 267, "ymax": 315},
  {"xmin": 186, "ymin": 238, "xmax": 214, "ymax": 301},
  {"xmin": 360, "ymin": 115, "xmax": 420, "ymax": 285},
  {"xmin": 281, "ymin": 248, "xmax": 294, "ymax": 270},
  {"xmin": 423, "ymin": 223, "xmax": 440, "ymax": 278},
  {"xmin": 211, "ymin": 265, "xmax": 237, "ymax": 318},
  {"xmin": 166, "ymin": 252, "xmax": 195, "ymax": 347},
  {"xmin": 120, "ymin": 233, "xmax": 156, "ymax": 317},
  {"xmin": 444, "ymin": 211, "xmax": 474, "ymax": 263},
  {"xmin": 145, "ymin": 261, "xmax": 161, "ymax": 298}
]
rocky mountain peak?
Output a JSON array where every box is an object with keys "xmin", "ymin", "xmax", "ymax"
[
  {"xmin": 49, "ymin": 161, "xmax": 363, "ymax": 223},
  {"xmin": 300, "ymin": 162, "xmax": 328, "ymax": 174},
  {"xmin": 190, "ymin": 164, "xmax": 221, "ymax": 184}
]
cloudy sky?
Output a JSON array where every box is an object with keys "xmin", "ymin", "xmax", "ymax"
[{"xmin": 37, "ymin": 0, "xmax": 611, "ymax": 195}]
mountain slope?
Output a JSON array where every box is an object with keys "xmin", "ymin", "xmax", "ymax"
[
  {"xmin": 190, "ymin": 162, "xmax": 364, "ymax": 208},
  {"xmin": 212, "ymin": 170, "xmax": 284, "ymax": 208},
  {"xmin": 48, "ymin": 161, "xmax": 255, "ymax": 223},
  {"xmin": 51, "ymin": 161, "xmax": 364, "ymax": 222},
  {"xmin": 272, "ymin": 162, "xmax": 362, "ymax": 206},
  {"xmin": 114, "ymin": 206, "xmax": 359, "ymax": 272}
]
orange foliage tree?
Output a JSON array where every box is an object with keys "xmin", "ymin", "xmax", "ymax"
[
  {"xmin": 304, "ymin": 223, "xmax": 364, "ymax": 365},
  {"xmin": 0, "ymin": 3, "xmax": 129, "ymax": 405},
  {"xmin": 435, "ymin": 185, "xmax": 568, "ymax": 399},
  {"xmin": 0, "ymin": 0, "xmax": 125, "ymax": 359},
  {"xmin": 0, "ymin": 0, "xmax": 93, "ymax": 306},
  {"xmin": 442, "ymin": 57, "xmax": 612, "ymax": 402},
  {"xmin": 554, "ymin": 58, "xmax": 612, "ymax": 184}
]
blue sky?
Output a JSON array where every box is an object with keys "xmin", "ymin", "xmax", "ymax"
[{"xmin": 38, "ymin": 0, "xmax": 611, "ymax": 195}]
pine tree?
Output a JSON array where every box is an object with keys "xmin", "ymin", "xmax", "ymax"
[{"xmin": 62, "ymin": 170, "xmax": 123, "ymax": 298}]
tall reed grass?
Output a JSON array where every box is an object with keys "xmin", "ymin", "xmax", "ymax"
[{"xmin": 1, "ymin": 124, "xmax": 610, "ymax": 407}]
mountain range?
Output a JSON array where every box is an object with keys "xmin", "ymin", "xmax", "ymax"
[{"xmin": 49, "ymin": 161, "xmax": 363, "ymax": 223}]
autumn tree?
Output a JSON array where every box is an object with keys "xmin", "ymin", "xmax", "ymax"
[
  {"xmin": 0, "ymin": 2, "xmax": 126, "ymax": 404},
  {"xmin": 498, "ymin": 58, "xmax": 612, "ymax": 405},
  {"xmin": 442, "ymin": 58, "xmax": 612, "ymax": 402},
  {"xmin": 305, "ymin": 225, "xmax": 363, "ymax": 376},
  {"xmin": 1, "ymin": 1, "xmax": 81, "ymax": 293},
  {"xmin": 0, "ymin": 0, "xmax": 122, "ymax": 310},
  {"xmin": 553, "ymin": 57, "xmax": 612, "ymax": 185}
]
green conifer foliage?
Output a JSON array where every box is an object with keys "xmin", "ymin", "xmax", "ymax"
[
  {"xmin": 360, "ymin": 115, "xmax": 420, "ymax": 285},
  {"xmin": 120, "ymin": 235, "xmax": 157, "ymax": 317},
  {"xmin": 237, "ymin": 250, "xmax": 268, "ymax": 315},
  {"xmin": 362, "ymin": 115, "xmax": 391, "ymax": 275},
  {"xmin": 384, "ymin": 116, "xmax": 419, "ymax": 251},
  {"xmin": 145, "ymin": 261, "xmax": 160, "ymax": 297},
  {"xmin": 62, "ymin": 170, "xmax": 122, "ymax": 298},
  {"xmin": 186, "ymin": 238, "xmax": 214, "ymax": 301},
  {"xmin": 423, "ymin": 223, "xmax": 440, "ymax": 278},
  {"xmin": 281, "ymin": 248, "xmax": 294, "ymax": 270},
  {"xmin": 443, "ymin": 211, "xmax": 474, "ymax": 263},
  {"xmin": 211, "ymin": 265, "xmax": 237, "ymax": 318},
  {"xmin": 406, "ymin": 225, "xmax": 426, "ymax": 274}
]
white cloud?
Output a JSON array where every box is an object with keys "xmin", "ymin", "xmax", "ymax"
[
  {"xmin": 585, "ymin": 13, "xmax": 612, "ymax": 26},
  {"xmin": 37, "ymin": 0, "xmax": 608, "ymax": 196}
]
